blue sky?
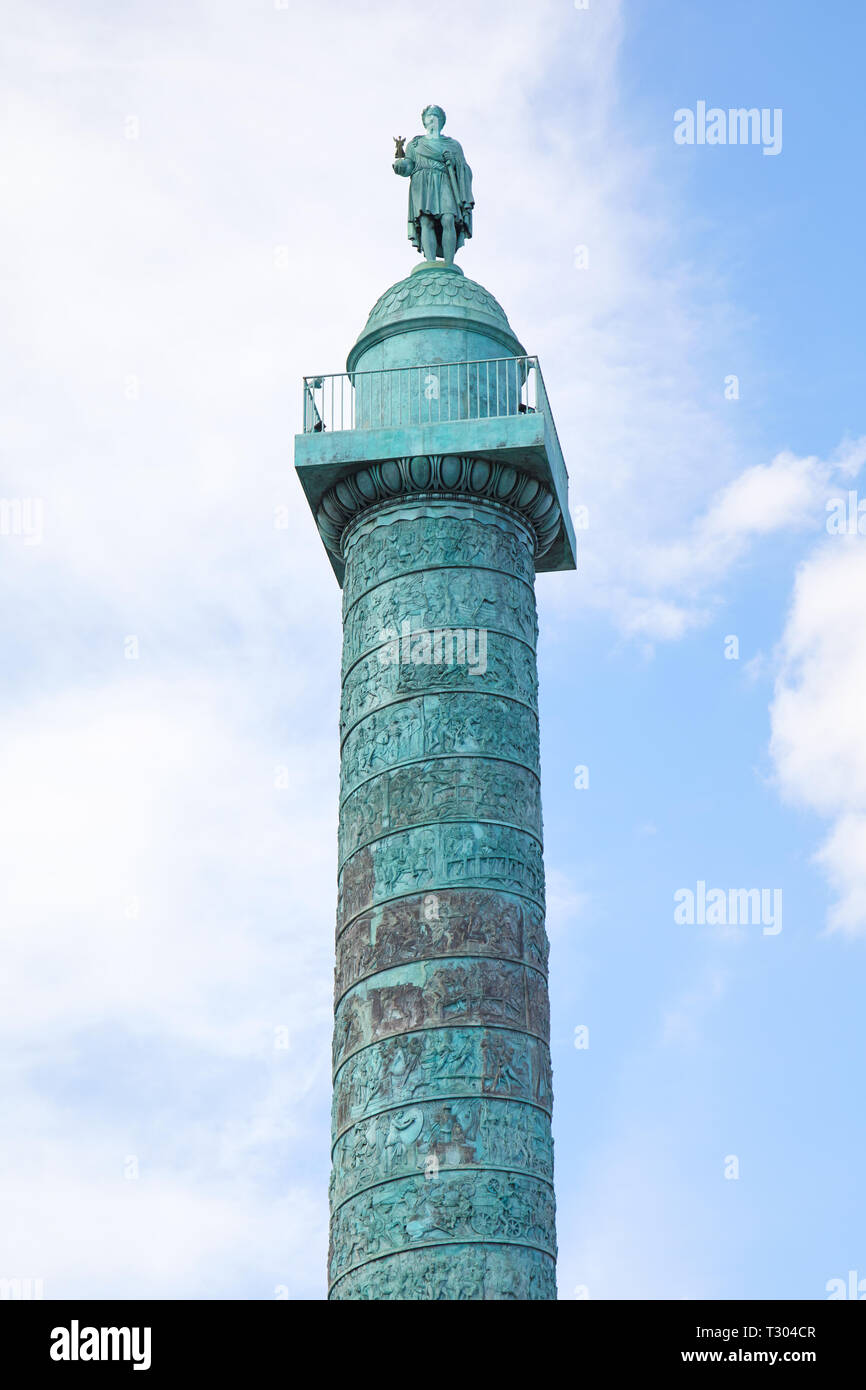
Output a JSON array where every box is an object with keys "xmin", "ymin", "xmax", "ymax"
[{"xmin": 1, "ymin": 0, "xmax": 864, "ymax": 1299}]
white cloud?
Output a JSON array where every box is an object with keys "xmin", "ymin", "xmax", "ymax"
[
  {"xmin": 599, "ymin": 439, "xmax": 866, "ymax": 643},
  {"xmin": 0, "ymin": 674, "xmax": 334, "ymax": 1294},
  {"xmin": 0, "ymin": 1105, "xmax": 326, "ymax": 1299},
  {"xmin": 702, "ymin": 451, "xmax": 828, "ymax": 540},
  {"xmin": 770, "ymin": 541, "xmax": 866, "ymax": 935},
  {"xmin": 611, "ymin": 448, "xmax": 838, "ymax": 641},
  {"xmin": 815, "ymin": 815, "xmax": 866, "ymax": 935},
  {"xmin": 0, "ymin": 678, "xmax": 334, "ymax": 1046},
  {"xmin": 620, "ymin": 595, "xmax": 702, "ymax": 641}
]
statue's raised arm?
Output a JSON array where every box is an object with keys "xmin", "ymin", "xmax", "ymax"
[{"xmin": 392, "ymin": 105, "xmax": 474, "ymax": 265}]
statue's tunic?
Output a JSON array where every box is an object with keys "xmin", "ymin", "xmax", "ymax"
[{"xmin": 395, "ymin": 135, "xmax": 474, "ymax": 255}]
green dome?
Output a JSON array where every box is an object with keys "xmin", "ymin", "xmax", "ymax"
[
  {"xmin": 366, "ymin": 265, "xmax": 510, "ymax": 329},
  {"xmin": 348, "ymin": 263, "xmax": 524, "ymax": 372}
]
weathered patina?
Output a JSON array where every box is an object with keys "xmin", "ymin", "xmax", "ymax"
[
  {"xmin": 393, "ymin": 105, "xmax": 474, "ymax": 264},
  {"xmin": 294, "ymin": 154, "xmax": 575, "ymax": 1296}
]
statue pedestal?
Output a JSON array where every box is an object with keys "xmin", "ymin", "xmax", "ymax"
[{"xmin": 409, "ymin": 259, "xmax": 464, "ymax": 277}]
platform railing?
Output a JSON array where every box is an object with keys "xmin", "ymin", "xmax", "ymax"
[{"xmin": 302, "ymin": 355, "xmax": 542, "ymax": 434}]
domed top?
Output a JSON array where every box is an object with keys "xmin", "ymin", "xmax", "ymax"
[
  {"xmin": 347, "ymin": 262, "xmax": 524, "ymax": 372},
  {"xmin": 367, "ymin": 264, "xmax": 509, "ymax": 328}
]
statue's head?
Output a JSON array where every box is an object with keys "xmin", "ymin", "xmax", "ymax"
[{"xmin": 422, "ymin": 104, "xmax": 446, "ymax": 134}]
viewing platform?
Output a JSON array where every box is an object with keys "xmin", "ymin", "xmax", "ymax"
[{"xmin": 295, "ymin": 353, "xmax": 577, "ymax": 581}]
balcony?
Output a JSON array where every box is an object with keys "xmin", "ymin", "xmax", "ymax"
[
  {"xmin": 294, "ymin": 354, "xmax": 576, "ymax": 579},
  {"xmin": 302, "ymin": 355, "xmax": 544, "ymax": 434}
]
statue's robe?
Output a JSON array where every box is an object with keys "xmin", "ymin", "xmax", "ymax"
[{"xmin": 395, "ymin": 135, "xmax": 474, "ymax": 256}]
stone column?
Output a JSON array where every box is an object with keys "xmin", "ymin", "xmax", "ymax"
[{"xmin": 326, "ymin": 469, "xmax": 557, "ymax": 1299}]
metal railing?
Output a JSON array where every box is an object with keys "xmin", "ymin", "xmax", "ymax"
[{"xmin": 302, "ymin": 355, "xmax": 542, "ymax": 434}]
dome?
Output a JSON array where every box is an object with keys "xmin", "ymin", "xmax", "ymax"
[
  {"xmin": 347, "ymin": 263, "xmax": 525, "ymax": 373},
  {"xmin": 366, "ymin": 266, "xmax": 510, "ymax": 330}
]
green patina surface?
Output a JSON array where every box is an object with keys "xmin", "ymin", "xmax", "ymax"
[
  {"xmin": 295, "ymin": 255, "xmax": 573, "ymax": 1300},
  {"xmin": 329, "ymin": 500, "xmax": 556, "ymax": 1300}
]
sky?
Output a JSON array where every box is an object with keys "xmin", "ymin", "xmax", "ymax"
[{"xmin": 1, "ymin": 0, "xmax": 864, "ymax": 1300}]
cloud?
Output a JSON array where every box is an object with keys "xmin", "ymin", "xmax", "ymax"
[
  {"xmin": 770, "ymin": 540, "xmax": 866, "ymax": 935},
  {"xmin": 0, "ymin": 678, "xmax": 334, "ymax": 1045},
  {"xmin": 0, "ymin": 1108, "xmax": 327, "ymax": 1299},
  {"xmin": 604, "ymin": 439, "xmax": 866, "ymax": 643},
  {"xmin": 701, "ymin": 451, "xmax": 828, "ymax": 540},
  {"xmin": 814, "ymin": 815, "xmax": 866, "ymax": 935},
  {"xmin": 0, "ymin": 673, "xmax": 335, "ymax": 1295},
  {"xmin": 612, "ymin": 447, "xmax": 838, "ymax": 641}
]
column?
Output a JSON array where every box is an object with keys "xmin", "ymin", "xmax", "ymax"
[{"xmin": 327, "ymin": 476, "xmax": 557, "ymax": 1301}]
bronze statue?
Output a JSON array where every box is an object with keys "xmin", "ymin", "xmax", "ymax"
[{"xmin": 392, "ymin": 105, "xmax": 474, "ymax": 264}]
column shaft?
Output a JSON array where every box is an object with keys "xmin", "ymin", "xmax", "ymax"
[{"xmin": 328, "ymin": 491, "xmax": 557, "ymax": 1300}]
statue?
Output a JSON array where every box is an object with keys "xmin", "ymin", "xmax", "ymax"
[{"xmin": 393, "ymin": 105, "xmax": 474, "ymax": 265}]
